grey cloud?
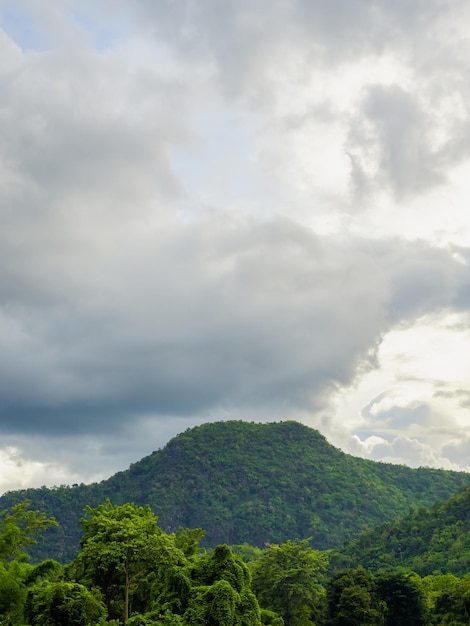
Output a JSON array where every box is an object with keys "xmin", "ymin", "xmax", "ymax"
[
  {"xmin": 349, "ymin": 375, "xmax": 470, "ymax": 466},
  {"xmin": 118, "ymin": 0, "xmax": 456, "ymax": 62},
  {"xmin": 0, "ymin": 28, "xmax": 196, "ymax": 222},
  {"xmin": 362, "ymin": 239, "xmax": 465, "ymax": 322},
  {"xmin": 0, "ymin": 216, "xmax": 385, "ymax": 434},
  {"xmin": 7, "ymin": 2, "xmax": 470, "ymax": 210},
  {"xmin": 348, "ymin": 85, "xmax": 444, "ymax": 200},
  {"xmin": 101, "ymin": 0, "xmax": 470, "ymax": 206},
  {"xmin": 0, "ymin": 7, "xmax": 468, "ymax": 446},
  {"xmin": 0, "ymin": 205, "xmax": 468, "ymax": 439},
  {"xmin": 74, "ymin": 0, "xmax": 463, "ymax": 106},
  {"xmin": 0, "ymin": 31, "xmax": 467, "ymax": 439},
  {"xmin": 361, "ymin": 434, "xmax": 465, "ymax": 470},
  {"xmin": 354, "ymin": 388, "xmax": 469, "ymax": 470},
  {"xmin": 434, "ymin": 387, "xmax": 470, "ymax": 409},
  {"xmin": 361, "ymin": 401, "xmax": 432, "ymax": 430},
  {"xmin": 442, "ymin": 437, "xmax": 470, "ymax": 468},
  {"xmin": 3, "ymin": 1, "xmax": 470, "ymax": 487}
]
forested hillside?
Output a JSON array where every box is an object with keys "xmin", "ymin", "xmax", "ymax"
[
  {"xmin": 2, "ymin": 499, "xmax": 470, "ymax": 626},
  {"xmin": 0, "ymin": 420, "xmax": 468, "ymax": 563},
  {"xmin": 334, "ymin": 484, "xmax": 470, "ymax": 576}
]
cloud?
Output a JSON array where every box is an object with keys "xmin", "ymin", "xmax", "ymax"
[
  {"xmin": 0, "ymin": 14, "xmax": 468, "ymax": 444},
  {"xmin": 343, "ymin": 373, "xmax": 470, "ymax": 472},
  {"xmin": 348, "ymin": 86, "xmax": 445, "ymax": 200},
  {"xmin": 0, "ymin": 445, "xmax": 73, "ymax": 494},
  {"xmin": 442, "ymin": 437, "xmax": 470, "ymax": 468},
  {"xmin": 1, "ymin": 1, "xmax": 470, "ymax": 488},
  {"xmin": 0, "ymin": 200, "xmax": 467, "ymax": 440},
  {"xmin": 354, "ymin": 433, "xmax": 466, "ymax": 471}
]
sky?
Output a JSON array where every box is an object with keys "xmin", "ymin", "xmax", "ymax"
[{"xmin": 1, "ymin": 0, "xmax": 470, "ymax": 493}]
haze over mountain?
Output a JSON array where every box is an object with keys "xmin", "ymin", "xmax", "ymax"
[{"xmin": 1, "ymin": 421, "xmax": 468, "ymax": 563}]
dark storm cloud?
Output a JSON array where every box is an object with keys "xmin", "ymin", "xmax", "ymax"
[{"xmin": 0, "ymin": 208, "xmax": 467, "ymax": 437}]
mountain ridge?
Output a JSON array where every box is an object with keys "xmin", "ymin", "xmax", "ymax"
[
  {"xmin": 0, "ymin": 420, "xmax": 468, "ymax": 563},
  {"xmin": 336, "ymin": 483, "xmax": 470, "ymax": 576}
]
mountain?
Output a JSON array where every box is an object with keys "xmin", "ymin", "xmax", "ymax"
[
  {"xmin": 0, "ymin": 420, "xmax": 468, "ymax": 563},
  {"xmin": 334, "ymin": 484, "xmax": 470, "ymax": 576}
]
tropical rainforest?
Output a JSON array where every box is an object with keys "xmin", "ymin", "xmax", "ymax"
[
  {"xmin": 0, "ymin": 421, "xmax": 468, "ymax": 563},
  {"xmin": 1, "ymin": 494, "xmax": 470, "ymax": 625},
  {"xmin": 0, "ymin": 420, "xmax": 469, "ymax": 625}
]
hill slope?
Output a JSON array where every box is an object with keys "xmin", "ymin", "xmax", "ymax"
[
  {"xmin": 336, "ymin": 484, "xmax": 470, "ymax": 576},
  {"xmin": 0, "ymin": 420, "xmax": 468, "ymax": 562}
]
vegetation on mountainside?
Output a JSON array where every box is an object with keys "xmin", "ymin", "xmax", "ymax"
[
  {"xmin": 1, "ymin": 499, "xmax": 470, "ymax": 626},
  {"xmin": 0, "ymin": 421, "xmax": 468, "ymax": 563},
  {"xmin": 333, "ymin": 485, "xmax": 470, "ymax": 577},
  {"xmin": 2, "ymin": 500, "xmax": 262, "ymax": 626}
]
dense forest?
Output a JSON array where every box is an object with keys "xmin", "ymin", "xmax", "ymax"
[
  {"xmin": 0, "ymin": 421, "xmax": 468, "ymax": 563},
  {"xmin": 1, "ymin": 496, "xmax": 470, "ymax": 626},
  {"xmin": 333, "ymin": 484, "xmax": 470, "ymax": 577}
]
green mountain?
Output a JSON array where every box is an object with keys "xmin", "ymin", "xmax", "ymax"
[
  {"xmin": 0, "ymin": 420, "xmax": 468, "ymax": 563},
  {"xmin": 334, "ymin": 484, "xmax": 470, "ymax": 576}
]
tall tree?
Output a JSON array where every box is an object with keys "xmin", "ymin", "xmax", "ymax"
[
  {"xmin": 251, "ymin": 539, "xmax": 328, "ymax": 626},
  {"xmin": 76, "ymin": 501, "xmax": 186, "ymax": 625}
]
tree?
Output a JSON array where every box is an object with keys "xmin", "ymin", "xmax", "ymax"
[
  {"xmin": 0, "ymin": 562, "xmax": 24, "ymax": 625},
  {"xmin": 326, "ymin": 568, "xmax": 384, "ymax": 626},
  {"xmin": 76, "ymin": 501, "xmax": 186, "ymax": 625},
  {"xmin": 0, "ymin": 502, "xmax": 59, "ymax": 625},
  {"xmin": 0, "ymin": 501, "xmax": 57, "ymax": 563},
  {"xmin": 251, "ymin": 539, "xmax": 328, "ymax": 626},
  {"xmin": 173, "ymin": 527, "xmax": 206, "ymax": 558},
  {"xmin": 376, "ymin": 572, "xmax": 427, "ymax": 626},
  {"xmin": 25, "ymin": 581, "xmax": 107, "ymax": 626},
  {"xmin": 184, "ymin": 544, "xmax": 262, "ymax": 626},
  {"xmin": 431, "ymin": 574, "xmax": 470, "ymax": 625}
]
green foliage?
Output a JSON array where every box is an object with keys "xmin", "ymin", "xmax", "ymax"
[
  {"xmin": 25, "ymin": 581, "xmax": 107, "ymax": 626},
  {"xmin": 326, "ymin": 568, "xmax": 384, "ymax": 626},
  {"xmin": 76, "ymin": 501, "xmax": 186, "ymax": 624},
  {"xmin": 173, "ymin": 528, "xmax": 206, "ymax": 558},
  {"xmin": 0, "ymin": 421, "xmax": 468, "ymax": 563},
  {"xmin": 186, "ymin": 543, "xmax": 262, "ymax": 626},
  {"xmin": 375, "ymin": 572, "xmax": 427, "ymax": 626},
  {"xmin": 0, "ymin": 502, "xmax": 60, "ymax": 625},
  {"xmin": 338, "ymin": 485, "xmax": 470, "ymax": 576},
  {"xmin": 0, "ymin": 562, "xmax": 24, "ymax": 624},
  {"xmin": 231, "ymin": 543, "xmax": 264, "ymax": 563},
  {"xmin": 69, "ymin": 502, "xmax": 261, "ymax": 626},
  {"xmin": 184, "ymin": 579, "xmax": 238, "ymax": 626},
  {"xmin": 430, "ymin": 574, "xmax": 470, "ymax": 625},
  {"xmin": 127, "ymin": 608, "xmax": 183, "ymax": 625},
  {"xmin": 0, "ymin": 501, "xmax": 58, "ymax": 563},
  {"xmin": 260, "ymin": 608, "xmax": 284, "ymax": 626},
  {"xmin": 1, "ymin": 494, "xmax": 470, "ymax": 626},
  {"xmin": 251, "ymin": 539, "xmax": 327, "ymax": 626},
  {"xmin": 190, "ymin": 545, "xmax": 248, "ymax": 592}
]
